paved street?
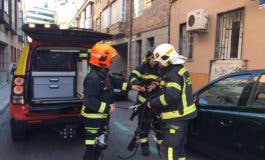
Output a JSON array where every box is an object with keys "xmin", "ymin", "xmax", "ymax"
[{"xmin": 0, "ymin": 93, "xmax": 212, "ymax": 160}]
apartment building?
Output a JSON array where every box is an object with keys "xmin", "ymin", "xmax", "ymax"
[
  {"xmin": 170, "ymin": 0, "xmax": 265, "ymax": 90},
  {"xmin": 67, "ymin": 0, "xmax": 93, "ymax": 29},
  {"xmin": 24, "ymin": 7, "xmax": 55, "ymax": 24},
  {"xmin": 69, "ymin": 0, "xmax": 170, "ymax": 76},
  {"xmin": 0, "ymin": 0, "xmax": 23, "ymax": 84}
]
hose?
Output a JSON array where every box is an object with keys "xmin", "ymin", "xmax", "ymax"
[{"xmin": 116, "ymin": 143, "xmax": 139, "ymax": 160}]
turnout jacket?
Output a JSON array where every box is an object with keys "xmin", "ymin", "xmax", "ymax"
[
  {"xmin": 129, "ymin": 63, "xmax": 160, "ymax": 103},
  {"xmin": 149, "ymin": 64, "xmax": 197, "ymax": 121},
  {"xmin": 81, "ymin": 66, "xmax": 129, "ymax": 118}
]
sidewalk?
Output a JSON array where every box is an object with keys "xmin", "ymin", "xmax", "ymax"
[{"xmin": 0, "ymin": 82, "xmax": 10, "ymax": 113}]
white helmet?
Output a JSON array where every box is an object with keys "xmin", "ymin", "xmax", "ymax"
[{"xmin": 152, "ymin": 43, "xmax": 187, "ymax": 67}]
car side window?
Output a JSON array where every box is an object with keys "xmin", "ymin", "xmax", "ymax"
[
  {"xmin": 198, "ymin": 74, "xmax": 251, "ymax": 106},
  {"xmin": 249, "ymin": 74, "xmax": 265, "ymax": 106}
]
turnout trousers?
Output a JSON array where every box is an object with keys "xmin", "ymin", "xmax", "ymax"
[
  {"xmin": 82, "ymin": 117, "xmax": 108, "ymax": 160},
  {"xmin": 138, "ymin": 109, "xmax": 165, "ymax": 151},
  {"xmin": 160, "ymin": 120, "xmax": 189, "ymax": 160}
]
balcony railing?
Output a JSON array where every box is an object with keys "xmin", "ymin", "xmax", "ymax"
[
  {"xmin": 0, "ymin": 10, "xmax": 10, "ymax": 25},
  {"xmin": 102, "ymin": 22, "xmax": 126, "ymax": 37}
]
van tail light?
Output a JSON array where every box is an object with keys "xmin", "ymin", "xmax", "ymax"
[
  {"xmin": 14, "ymin": 77, "xmax": 24, "ymax": 86},
  {"xmin": 12, "ymin": 76, "xmax": 25, "ymax": 105},
  {"xmin": 13, "ymin": 86, "xmax": 24, "ymax": 95}
]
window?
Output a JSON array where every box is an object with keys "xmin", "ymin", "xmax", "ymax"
[
  {"xmin": 4, "ymin": 0, "xmax": 9, "ymax": 14},
  {"xmin": 134, "ymin": 0, "xmax": 152, "ymax": 18},
  {"xmin": 215, "ymin": 8, "xmax": 244, "ymax": 59},
  {"xmin": 101, "ymin": 7, "xmax": 111, "ymax": 29},
  {"xmin": 147, "ymin": 37, "xmax": 154, "ymax": 48},
  {"xmin": 179, "ymin": 23, "xmax": 193, "ymax": 60},
  {"xmin": 249, "ymin": 74, "xmax": 265, "ymax": 106},
  {"xmin": 111, "ymin": 0, "xmax": 121, "ymax": 24},
  {"xmin": 110, "ymin": 0, "xmax": 126, "ymax": 23},
  {"xmin": 198, "ymin": 74, "xmax": 250, "ymax": 106},
  {"xmin": 134, "ymin": 0, "xmax": 142, "ymax": 17},
  {"xmin": 136, "ymin": 40, "xmax": 142, "ymax": 64},
  {"xmin": 120, "ymin": 0, "xmax": 126, "ymax": 22}
]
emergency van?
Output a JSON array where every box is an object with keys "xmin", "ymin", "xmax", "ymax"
[{"xmin": 10, "ymin": 24, "xmax": 112, "ymax": 141}]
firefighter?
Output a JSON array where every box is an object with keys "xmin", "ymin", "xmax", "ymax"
[
  {"xmin": 128, "ymin": 47, "xmax": 164, "ymax": 156},
  {"xmin": 81, "ymin": 43, "xmax": 142, "ymax": 160},
  {"xmin": 146, "ymin": 43, "xmax": 197, "ymax": 160}
]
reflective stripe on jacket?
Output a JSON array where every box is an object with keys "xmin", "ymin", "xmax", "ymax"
[
  {"xmin": 82, "ymin": 66, "xmax": 130, "ymax": 117},
  {"xmin": 150, "ymin": 65, "xmax": 197, "ymax": 120},
  {"xmin": 128, "ymin": 63, "xmax": 160, "ymax": 102}
]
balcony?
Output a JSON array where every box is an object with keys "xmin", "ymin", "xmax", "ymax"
[
  {"xmin": 102, "ymin": 22, "xmax": 126, "ymax": 38},
  {"xmin": 0, "ymin": 10, "xmax": 17, "ymax": 35},
  {"xmin": 0, "ymin": 10, "xmax": 10, "ymax": 25}
]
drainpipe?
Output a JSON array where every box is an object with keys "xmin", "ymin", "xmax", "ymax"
[
  {"xmin": 168, "ymin": 1, "xmax": 175, "ymax": 43},
  {"xmin": 128, "ymin": 0, "xmax": 133, "ymax": 75}
]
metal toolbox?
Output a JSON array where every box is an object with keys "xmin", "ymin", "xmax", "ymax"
[{"xmin": 32, "ymin": 72, "xmax": 76, "ymax": 99}]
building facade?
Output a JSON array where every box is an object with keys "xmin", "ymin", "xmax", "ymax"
[
  {"xmin": 67, "ymin": 0, "xmax": 93, "ymax": 29},
  {"xmin": 170, "ymin": 0, "xmax": 265, "ymax": 90},
  {"xmin": 69, "ymin": 0, "xmax": 170, "ymax": 76},
  {"xmin": 24, "ymin": 7, "xmax": 55, "ymax": 24},
  {"xmin": 0, "ymin": 0, "xmax": 23, "ymax": 84}
]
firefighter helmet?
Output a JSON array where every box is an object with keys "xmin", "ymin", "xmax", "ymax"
[
  {"xmin": 89, "ymin": 43, "xmax": 118, "ymax": 69},
  {"xmin": 143, "ymin": 46, "xmax": 156, "ymax": 63},
  {"xmin": 152, "ymin": 43, "xmax": 186, "ymax": 67}
]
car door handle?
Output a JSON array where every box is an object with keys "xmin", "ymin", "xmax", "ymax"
[{"xmin": 220, "ymin": 120, "xmax": 232, "ymax": 127}]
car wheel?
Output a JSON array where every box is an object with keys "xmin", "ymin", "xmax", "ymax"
[{"xmin": 10, "ymin": 119, "xmax": 27, "ymax": 141}]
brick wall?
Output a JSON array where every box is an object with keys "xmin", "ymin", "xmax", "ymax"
[{"xmin": 131, "ymin": 0, "xmax": 170, "ymax": 35}]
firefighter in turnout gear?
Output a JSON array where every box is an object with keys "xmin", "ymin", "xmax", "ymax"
[
  {"xmin": 146, "ymin": 43, "xmax": 197, "ymax": 160},
  {"xmin": 128, "ymin": 47, "xmax": 165, "ymax": 156},
  {"xmin": 81, "ymin": 43, "xmax": 142, "ymax": 160}
]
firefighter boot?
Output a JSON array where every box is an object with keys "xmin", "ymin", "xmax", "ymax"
[
  {"xmin": 156, "ymin": 143, "xmax": 161, "ymax": 157},
  {"xmin": 141, "ymin": 142, "xmax": 150, "ymax": 156}
]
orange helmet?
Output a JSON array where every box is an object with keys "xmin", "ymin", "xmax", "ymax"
[{"xmin": 89, "ymin": 43, "xmax": 118, "ymax": 69}]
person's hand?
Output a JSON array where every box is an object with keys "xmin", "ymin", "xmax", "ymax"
[
  {"xmin": 147, "ymin": 81, "xmax": 159, "ymax": 92},
  {"xmin": 146, "ymin": 101, "xmax": 151, "ymax": 109},
  {"xmin": 109, "ymin": 104, "xmax": 116, "ymax": 115},
  {"xmin": 131, "ymin": 85, "xmax": 146, "ymax": 92}
]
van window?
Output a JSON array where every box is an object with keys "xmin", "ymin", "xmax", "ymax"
[{"xmin": 31, "ymin": 50, "xmax": 78, "ymax": 71}]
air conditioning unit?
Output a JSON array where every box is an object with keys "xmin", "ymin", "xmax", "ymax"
[{"xmin": 186, "ymin": 9, "xmax": 208, "ymax": 32}]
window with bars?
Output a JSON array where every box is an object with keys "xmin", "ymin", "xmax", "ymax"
[
  {"xmin": 215, "ymin": 8, "xmax": 244, "ymax": 60},
  {"xmin": 179, "ymin": 23, "xmax": 193, "ymax": 60}
]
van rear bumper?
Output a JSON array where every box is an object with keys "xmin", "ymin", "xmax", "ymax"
[{"xmin": 10, "ymin": 102, "xmax": 82, "ymax": 125}]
